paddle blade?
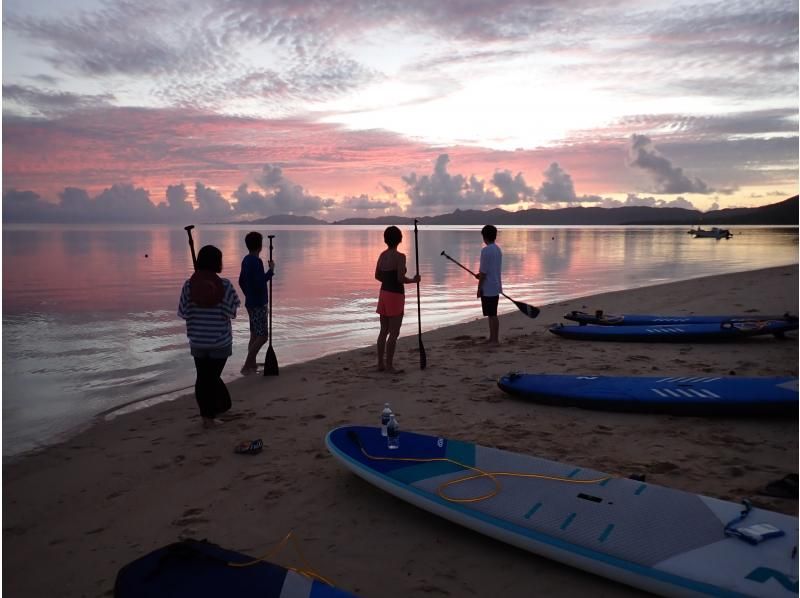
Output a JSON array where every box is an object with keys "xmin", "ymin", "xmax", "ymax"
[
  {"xmin": 515, "ymin": 300, "xmax": 540, "ymax": 319},
  {"xmin": 419, "ymin": 338, "xmax": 427, "ymax": 370},
  {"xmin": 263, "ymin": 344, "xmax": 279, "ymax": 376}
]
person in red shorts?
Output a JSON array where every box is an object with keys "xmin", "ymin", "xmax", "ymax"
[{"xmin": 375, "ymin": 225, "xmax": 421, "ymax": 373}]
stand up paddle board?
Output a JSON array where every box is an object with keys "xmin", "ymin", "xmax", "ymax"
[
  {"xmin": 496, "ymin": 373, "xmax": 799, "ymax": 416},
  {"xmin": 114, "ymin": 539, "xmax": 357, "ymax": 598},
  {"xmin": 564, "ymin": 311, "xmax": 798, "ymax": 327},
  {"xmin": 327, "ymin": 426, "xmax": 798, "ymax": 598},
  {"xmin": 549, "ymin": 319, "xmax": 797, "ymax": 342}
]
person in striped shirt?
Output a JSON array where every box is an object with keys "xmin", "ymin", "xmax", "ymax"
[{"xmin": 178, "ymin": 245, "xmax": 241, "ymax": 428}]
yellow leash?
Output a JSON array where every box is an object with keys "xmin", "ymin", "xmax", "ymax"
[
  {"xmin": 353, "ymin": 439, "xmax": 611, "ymax": 503},
  {"xmin": 227, "ymin": 434, "xmax": 611, "ymax": 586},
  {"xmin": 228, "ymin": 531, "xmax": 335, "ymax": 587}
]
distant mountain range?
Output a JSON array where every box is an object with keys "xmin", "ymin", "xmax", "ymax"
[
  {"xmin": 244, "ymin": 195, "xmax": 798, "ymax": 226},
  {"xmin": 246, "ymin": 214, "xmax": 329, "ymax": 225}
]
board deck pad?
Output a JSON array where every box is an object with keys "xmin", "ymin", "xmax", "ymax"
[
  {"xmin": 496, "ymin": 374, "xmax": 799, "ymax": 416},
  {"xmin": 549, "ymin": 319, "xmax": 798, "ymax": 342},
  {"xmin": 327, "ymin": 426, "xmax": 799, "ymax": 598},
  {"xmin": 563, "ymin": 311, "xmax": 798, "ymax": 327}
]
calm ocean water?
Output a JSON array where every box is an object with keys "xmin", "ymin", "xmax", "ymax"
[{"xmin": 3, "ymin": 224, "xmax": 798, "ymax": 457}]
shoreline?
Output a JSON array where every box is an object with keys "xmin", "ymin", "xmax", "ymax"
[
  {"xmin": 3, "ymin": 259, "xmax": 798, "ymax": 462},
  {"xmin": 6, "ymin": 262, "xmax": 796, "ymax": 464},
  {"xmin": 98, "ymin": 263, "xmax": 800, "ymax": 418},
  {"xmin": 4, "ymin": 264, "xmax": 798, "ymax": 597}
]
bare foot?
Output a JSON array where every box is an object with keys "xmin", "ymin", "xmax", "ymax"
[
  {"xmin": 240, "ymin": 364, "xmax": 257, "ymax": 375},
  {"xmin": 203, "ymin": 417, "xmax": 225, "ymax": 429},
  {"xmin": 377, "ymin": 363, "xmax": 386, "ymax": 372},
  {"xmin": 385, "ymin": 367, "xmax": 405, "ymax": 374}
]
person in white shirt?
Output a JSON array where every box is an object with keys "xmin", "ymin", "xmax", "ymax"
[{"xmin": 476, "ymin": 224, "xmax": 502, "ymax": 345}]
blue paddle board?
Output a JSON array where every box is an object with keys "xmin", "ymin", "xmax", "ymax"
[
  {"xmin": 564, "ymin": 311, "xmax": 798, "ymax": 326},
  {"xmin": 114, "ymin": 539, "xmax": 357, "ymax": 598},
  {"xmin": 326, "ymin": 426, "xmax": 798, "ymax": 598},
  {"xmin": 549, "ymin": 319, "xmax": 797, "ymax": 342},
  {"xmin": 496, "ymin": 373, "xmax": 799, "ymax": 416}
]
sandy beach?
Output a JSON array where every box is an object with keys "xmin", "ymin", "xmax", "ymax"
[{"xmin": 3, "ymin": 265, "xmax": 798, "ymax": 597}]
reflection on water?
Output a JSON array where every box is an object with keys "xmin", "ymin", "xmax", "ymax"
[{"xmin": 3, "ymin": 223, "xmax": 798, "ymax": 456}]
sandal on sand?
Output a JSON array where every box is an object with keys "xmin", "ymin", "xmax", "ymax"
[
  {"xmin": 759, "ymin": 474, "xmax": 798, "ymax": 499},
  {"xmin": 234, "ymin": 439, "xmax": 264, "ymax": 455}
]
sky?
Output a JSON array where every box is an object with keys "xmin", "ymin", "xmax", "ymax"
[{"xmin": 2, "ymin": 0, "xmax": 798, "ymax": 223}]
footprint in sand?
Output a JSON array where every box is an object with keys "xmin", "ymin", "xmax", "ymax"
[
  {"xmin": 172, "ymin": 508, "xmax": 208, "ymax": 526},
  {"xmin": 4, "ymin": 525, "xmax": 27, "ymax": 536},
  {"xmin": 264, "ymin": 489, "xmax": 285, "ymax": 502},
  {"xmin": 300, "ymin": 413, "xmax": 327, "ymax": 422},
  {"xmin": 628, "ymin": 355, "xmax": 651, "ymax": 362},
  {"xmin": 649, "ymin": 461, "xmax": 679, "ymax": 474},
  {"xmin": 85, "ymin": 527, "xmax": 106, "ymax": 535}
]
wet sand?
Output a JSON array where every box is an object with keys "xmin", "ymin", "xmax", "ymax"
[{"xmin": 3, "ymin": 265, "xmax": 798, "ymax": 597}]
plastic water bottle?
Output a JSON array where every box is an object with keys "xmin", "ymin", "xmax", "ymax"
[
  {"xmin": 387, "ymin": 413, "xmax": 400, "ymax": 449},
  {"xmin": 381, "ymin": 403, "xmax": 393, "ymax": 437}
]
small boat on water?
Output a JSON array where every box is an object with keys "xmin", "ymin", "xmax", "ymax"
[{"xmin": 688, "ymin": 226, "xmax": 732, "ymax": 239}]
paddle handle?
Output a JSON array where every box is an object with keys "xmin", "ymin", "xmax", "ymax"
[
  {"xmin": 263, "ymin": 233, "xmax": 279, "ymax": 375},
  {"xmin": 442, "ymin": 250, "xmax": 540, "ymax": 319},
  {"xmin": 440, "ymin": 251, "xmax": 477, "ymax": 278},
  {"xmin": 414, "ymin": 222, "xmax": 421, "ymax": 278},
  {"xmin": 268, "ymin": 235, "xmax": 274, "ymax": 341},
  {"xmin": 184, "ymin": 225, "xmax": 197, "ymax": 271},
  {"xmin": 415, "ymin": 220, "xmax": 427, "ymax": 370}
]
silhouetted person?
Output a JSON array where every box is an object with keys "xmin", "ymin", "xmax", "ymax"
[
  {"xmin": 178, "ymin": 245, "xmax": 240, "ymax": 427},
  {"xmin": 476, "ymin": 225, "xmax": 502, "ymax": 345},
  {"xmin": 375, "ymin": 226, "xmax": 420, "ymax": 373},
  {"xmin": 238, "ymin": 231, "xmax": 275, "ymax": 374}
]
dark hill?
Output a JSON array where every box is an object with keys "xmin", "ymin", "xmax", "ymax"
[
  {"xmin": 247, "ymin": 214, "xmax": 329, "ymax": 225},
  {"xmin": 702, "ymin": 196, "xmax": 797, "ymax": 225},
  {"xmin": 245, "ymin": 196, "xmax": 798, "ymax": 226}
]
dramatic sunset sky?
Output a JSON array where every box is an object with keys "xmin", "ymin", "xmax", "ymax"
[{"xmin": 3, "ymin": 0, "xmax": 798, "ymax": 222}]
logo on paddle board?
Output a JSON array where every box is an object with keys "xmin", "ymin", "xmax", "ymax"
[{"xmin": 437, "ymin": 438, "xmax": 444, "ymax": 448}]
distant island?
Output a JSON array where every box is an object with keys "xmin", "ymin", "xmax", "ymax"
[
  {"xmin": 239, "ymin": 195, "xmax": 798, "ymax": 227},
  {"xmin": 247, "ymin": 214, "xmax": 329, "ymax": 225}
]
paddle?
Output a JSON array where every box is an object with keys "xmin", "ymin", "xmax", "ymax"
[
  {"xmin": 184, "ymin": 224, "xmax": 197, "ymax": 271},
  {"xmin": 440, "ymin": 250, "xmax": 540, "ymax": 319},
  {"xmin": 414, "ymin": 219, "xmax": 427, "ymax": 370},
  {"xmin": 263, "ymin": 235, "xmax": 279, "ymax": 376}
]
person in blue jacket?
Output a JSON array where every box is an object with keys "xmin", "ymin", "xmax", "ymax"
[{"xmin": 238, "ymin": 232, "xmax": 275, "ymax": 374}]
